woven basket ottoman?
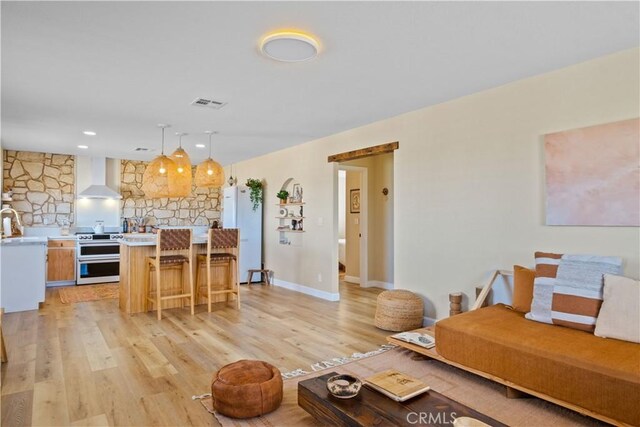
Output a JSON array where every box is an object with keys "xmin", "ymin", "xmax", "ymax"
[
  {"xmin": 375, "ymin": 290, "xmax": 424, "ymax": 331},
  {"xmin": 211, "ymin": 360, "xmax": 283, "ymax": 419}
]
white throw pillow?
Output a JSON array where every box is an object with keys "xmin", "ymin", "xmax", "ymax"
[{"xmin": 594, "ymin": 274, "xmax": 640, "ymax": 343}]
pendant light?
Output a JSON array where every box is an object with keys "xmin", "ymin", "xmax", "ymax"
[
  {"xmin": 169, "ymin": 132, "xmax": 192, "ymax": 197},
  {"xmin": 195, "ymin": 131, "xmax": 224, "ymax": 188},
  {"xmin": 142, "ymin": 124, "xmax": 179, "ymax": 198},
  {"xmin": 228, "ymin": 164, "xmax": 236, "ymax": 187}
]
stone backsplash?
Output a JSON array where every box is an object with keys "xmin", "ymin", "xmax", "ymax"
[
  {"xmin": 120, "ymin": 160, "xmax": 221, "ymax": 226},
  {"xmin": 2, "ymin": 150, "xmax": 75, "ymax": 226}
]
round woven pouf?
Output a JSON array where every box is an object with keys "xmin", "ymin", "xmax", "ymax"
[
  {"xmin": 375, "ymin": 290, "xmax": 424, "ymax": 331},
  {"xmin": 211, "ymin": 360, "xmax": 283, "ymax": 419}
]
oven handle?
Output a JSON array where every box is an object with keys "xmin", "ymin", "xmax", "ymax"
[
  {"xmin": 78, "ymin": 258, "xmax": 120, "ymax": 264},
  {"xmin": 77, "ymin": 241, "xmax": 121, "ymax": 246}
]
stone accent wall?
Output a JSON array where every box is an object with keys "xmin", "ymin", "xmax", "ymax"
[
  {"xmin": 120, "ymin": 160, "xmax": 221, "ymax": 226},
  {"xmin": 2, "ymin": 150, "xmax": 75, "ymax": 226}
]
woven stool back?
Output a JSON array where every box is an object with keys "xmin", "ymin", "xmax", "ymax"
[
  {"xmin": 209, "ymin": 228, "xmax": 239, "ymax": 249},
  {"xmin": 159, "ymin": 228, "xmax": 192, "ymax": 251}
]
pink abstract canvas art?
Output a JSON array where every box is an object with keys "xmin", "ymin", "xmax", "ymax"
[{"xmin": 545, "ymin": 118, "xmax": 640, "ymax": 226}]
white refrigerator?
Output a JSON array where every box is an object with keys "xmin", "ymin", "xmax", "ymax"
[{"xmin": 222, "ymin": 186, "xmax": 263, "ymax": 283}]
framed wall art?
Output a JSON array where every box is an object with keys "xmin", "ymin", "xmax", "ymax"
[
  {"xmin": 350, "ymin": 189, "xmax": 361, "ymax": 214},
  {"xmin": 544, "ymin": 118, "xmax": 639, "ymax": 226}
]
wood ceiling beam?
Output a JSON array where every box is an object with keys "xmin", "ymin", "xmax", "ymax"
[{"xmin": 327, "ymin": 141, "xmax": 399, "ymax": 163}]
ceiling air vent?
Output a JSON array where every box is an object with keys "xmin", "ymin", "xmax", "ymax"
[
  {"xmin": 134, "ymin": 147, "xmax": 151, "ymax": 152},
  {"xmin": 191, "ymin": 97, "xmax": 227, "ymax": 110}
]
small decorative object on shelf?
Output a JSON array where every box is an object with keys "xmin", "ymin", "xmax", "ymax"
[
  {"xmin": 276, "ymin": 190, "xmax": 289, "ymax": 204},
  {"xmin": 449, "ymin": 293, "xmax": 462, "ymax": 316},
  {"xmin": 292, "ymin": 183, "xmax": 303, "ymax": 203},
  {"xmin": 245, "ymin": 178, "xmax": 263, "ymax": 211}
]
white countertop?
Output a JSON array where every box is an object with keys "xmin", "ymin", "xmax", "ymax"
[
  {"xmin": 0, "ymin": 236, "xmax": 48, "ymax": 246},
  {"xmin": 121, "ymin": 234, "xmax": 209, "ymax": 246},
  {"xmin": 48, "ymin": 236, "xmax": 78, "ymax": 241}
]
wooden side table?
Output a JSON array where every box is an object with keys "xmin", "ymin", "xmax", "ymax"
[{"xmin": 246, "ymin": 269, "xmax": 271, "ymax": 285}]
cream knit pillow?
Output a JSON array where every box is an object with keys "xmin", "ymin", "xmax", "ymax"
[{"xmin": 594, "ymin": 274, "xmax": 640, "ymax": 343}]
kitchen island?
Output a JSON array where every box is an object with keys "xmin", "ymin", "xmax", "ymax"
[
  {"xmin": 119, "ymin": 234, "xmax": 238, "ymax": 314},
  {"xmin": 0, "ymin": 237, "xmax": 47, "ymax": 313}
]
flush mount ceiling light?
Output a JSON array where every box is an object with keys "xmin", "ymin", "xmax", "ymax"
[
  {"xmin": 82, "ymin": 130, "xmax": 97, "ymax": 136},
  {"xmin": 78, "ymin": 145, "xmax": 89, "ymax": 149},
  {"xmin": 195, "ymin": 144, "xmax": 206, "ymax": 148},
  {"xmin": 260, "ymin": 31, "xmax": 320, "ymax": 62}
]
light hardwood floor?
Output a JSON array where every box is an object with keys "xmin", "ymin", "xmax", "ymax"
[{"xmin": 1, "ymin": 282, "xmax": 388, "ymax": 426}]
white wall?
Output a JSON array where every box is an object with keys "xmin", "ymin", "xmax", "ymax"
[
  {"xmin": 228, "ymin": 48, "xmax": 640, "ymax": 319},
  {"xmin": 344, "ymin": 170, "xmax": 361, "ymax": 279},
  {"xmin": 338, "ymin": 170, "xmax": 346, "ymax": 239}
]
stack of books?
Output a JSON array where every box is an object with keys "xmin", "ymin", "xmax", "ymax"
[
  {"xmin": 364, "ymin": 370, "xmax": 430, "ymax": 402},
  {"xmin": 390, "ymin": 332, "xmax": 436, "ymax": 349}
]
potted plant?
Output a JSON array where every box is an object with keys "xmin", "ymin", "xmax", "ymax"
[
  {"xmin": 245, "ymin": 178, "xmax": 263, "ymax": 211},
  {"xmin": 276, "ymin": 190, "xmax": 289, "ymax": 204}
]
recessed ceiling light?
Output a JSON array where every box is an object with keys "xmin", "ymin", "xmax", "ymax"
[
  {"xmin": 195, "ymin": 144, "xmax": 206, "ymax": 148},
  {"xmin": 78, "ymin": 145, "xmax": 89, "ymax": 149},
  {"xmin": 260, "ymin": 31, "xmax": 320, "ymax": 62},
  {"xmin": 82, "ymin": 130, "xmax": 97, "ymax": 136}
]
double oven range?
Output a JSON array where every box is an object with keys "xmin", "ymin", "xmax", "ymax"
[{"xmin": 76, "ymin": 232, "xmax": 123, "ymax": 285}]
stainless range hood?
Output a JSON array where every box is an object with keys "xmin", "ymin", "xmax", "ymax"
[{"xmin": 78, "ymin": 157, "xmax": 122, "ymax": 199}]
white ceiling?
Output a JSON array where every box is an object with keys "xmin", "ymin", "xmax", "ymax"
[{"xmin": 2, "ymin": 1, "xmax": 638, "ymax": 166}]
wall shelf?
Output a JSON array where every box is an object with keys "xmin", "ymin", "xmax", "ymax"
[
  {"xmin": 277, "ymin": 179, "xmax": 305, "ymax": 244},
  {"xmin": 276, "ymin": 202, "xmax": 305, "ymax": 206}
]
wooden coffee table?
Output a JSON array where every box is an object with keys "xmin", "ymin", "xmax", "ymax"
[{"xmin": 298, "ymin": 372, "xmax": 506, "ymax": 427}]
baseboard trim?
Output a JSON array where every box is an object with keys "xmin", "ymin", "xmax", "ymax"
[
  {"xmin": 362, "ymin": 280, "xmax": 393, "ymax": 290},
  {"xmin": 343, "ymin": 275, "xmax": 360, "ymax": 284},
  {"xmin": 272, "ymin": 278, "xmax": 340, "ymax": 302}
]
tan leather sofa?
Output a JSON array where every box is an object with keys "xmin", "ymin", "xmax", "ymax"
[{"xmin": 435, "ymin": 304, "xmax": 640, "ymax": 426}]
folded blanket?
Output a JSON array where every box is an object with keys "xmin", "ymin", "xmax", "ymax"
[{"xmin": 551, "ymin": 254, "xmax": 623, "ymax": 332}]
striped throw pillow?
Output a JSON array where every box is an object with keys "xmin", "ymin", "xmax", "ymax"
[
  {"xmin": 525, "ymin": 252, "xmax": 563, "ymax": 324},
  {"xmin": 551, "ymin": 255, "xmax": 623, "ymax": 332}
]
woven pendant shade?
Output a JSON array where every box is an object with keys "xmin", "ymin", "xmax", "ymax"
[
  {"xmin": 195, "ymin": 131, "xmax": 225, "ymax": 188},
  {"xmin": 195, "ymin": 158, "xmax": 224, "ymax": 188},
  {"xmin": 170, "ymin": 148, "xmax": 192, "ymax": 198},
  {"xmin": 142, "ymin": 154, "xmax": 179, "ymax": 198}
]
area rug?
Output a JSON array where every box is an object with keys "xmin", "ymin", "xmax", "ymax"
[
  {"xmin": 58, "ymin": 284, "xmax": 119, "ymax": 304},
  {"xmin": 199, "ymin": 348, "xmax": 605, "ymax": 427}
]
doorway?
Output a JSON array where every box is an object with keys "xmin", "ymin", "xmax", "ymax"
[
  {"xmin": 338, "ymin": 165, "xmax": 368, "ymax": 287},
  {"xmin": 336, "ymin": 152, "xmax": 394, "ymax": 292}
]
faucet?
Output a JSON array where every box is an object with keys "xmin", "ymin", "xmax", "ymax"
[{"xmin": 0, "ymin": 208, "xmax": 24, "ymax": 237}]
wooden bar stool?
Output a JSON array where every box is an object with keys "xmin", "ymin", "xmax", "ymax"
[
  {"xmin": 145, "ymin": 228, "xmax": 194, "ymax": 320},
  {"xmin": 197, "ymin": 228, "xmax": 240, "ymax": 312},
  {"xmin": 1, "ymin": 308, "xmax": 7, "ymax": 363}
]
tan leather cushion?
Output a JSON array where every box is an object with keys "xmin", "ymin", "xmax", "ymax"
[
  {"xmin": 595, "ymin": 274, "xmax": 640, "ymax": 343},
  {"xmin": 512, "ymin": 265, "xmax": 535, "ymax": 313},
  {"xmin": 436, "ymin": 304, "xmax": 640, "ymax": 426},
  {"xmin": 211, "ymin": 360, "xmax": 283, "ymax": 419},
  {"xmin": 150, "ymin": 255, "xmax": 189, "ymax": 265}
]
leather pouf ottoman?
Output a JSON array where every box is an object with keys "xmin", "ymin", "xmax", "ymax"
[
  {"xmin": 375, "ymin": 289, "xmax": 424, "ymax": 331},
  {"xmin": 211, "ymin": 359, "xmax": 283, "ymax": 419}
]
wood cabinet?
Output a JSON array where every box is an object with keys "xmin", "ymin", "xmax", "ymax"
[{"xmin": 47, "ymin": 240, "xmax": 76, "ymax": 283}]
